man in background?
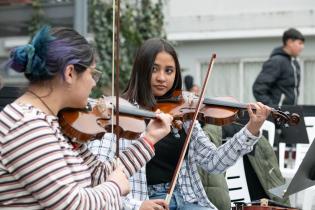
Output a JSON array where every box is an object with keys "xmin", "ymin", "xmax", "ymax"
[
  {"xmin": 0, "ymin": 76, "xmax": 3, "ymax": 90},
  {"xmin": 253, "ymin": 28, "xmax": 305, "ymax": 106},
  {"xmin": 184, "ymin": 75, "xmax": 200, "ymax": 96}
]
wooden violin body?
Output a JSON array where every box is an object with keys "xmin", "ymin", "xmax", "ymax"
[
  {"xmin": 58, "ymin": 97, "xmax": 155, "ymax": 142},
  {"xmin": 233, "ymin": 206, "xmax": 298, "ymax": 210},
  {"xmin": 156, "ymin": 95, "xmax": 240, "ymax": 125},
  {"xmin": 58, "ymin": 91, "xmax": 301, "ymax": 143},
  {"xmin": 232, "ymin": 199, "xmax": 299, "ymax": 210}
]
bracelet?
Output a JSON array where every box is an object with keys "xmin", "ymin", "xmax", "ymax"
[
  {"xmin": 70, "ymin": 141, "xmax": 81, "ymax": 150},
  {"xmin": 142, "ymin": 136, "xmax": 155, "ymax": 151}
]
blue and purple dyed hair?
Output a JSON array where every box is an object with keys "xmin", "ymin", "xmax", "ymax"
[{"xmin": 8, "ymin": 26, "xmax": 94, "ymax": 83}]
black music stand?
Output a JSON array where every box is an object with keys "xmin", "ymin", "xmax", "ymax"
[
  {"xmin": 275, "ymin": 105, "xmax": 308, "ymax": 144},
  {"xmin": 270, "ymin": 137, "xmax": 315, "ymax": 198}
]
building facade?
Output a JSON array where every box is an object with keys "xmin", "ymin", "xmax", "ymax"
[
  {"xmin": 0, "ymin": 0, "xmax": 87, "ymax": 86},
  {"xmin": 164, "ymin": 0, "xmax": 315, "ymax": 104},
  {"xmin": 1, "ymin": 0, "xmax": 315, "ymax": 105}
]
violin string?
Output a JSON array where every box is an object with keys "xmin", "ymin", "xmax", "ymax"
[
  {"xmin": 232, "ymin": 121, "xmax": 245, "ymax": 127},
  {"xmin": 111, "ymin": 0, "xmax": 115, "ymax": 144}
]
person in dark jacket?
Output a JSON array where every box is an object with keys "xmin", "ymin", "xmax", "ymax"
[
  {"xmin": 184, "ymin": 75, "xmax": 200, "ymax": 96},
  {"xmin": 0, "ymin": 76, "xmax": 3, "ymax": 90},
  {"xmin": 253, "ymin": 28, "xmax": 305, "ymax": 106}
]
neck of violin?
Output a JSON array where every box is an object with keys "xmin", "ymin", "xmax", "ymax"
[
  {"xmin": 118, "ymin": 106, "xmax": 156, "ymax": 119},
  {"xmin": 203, "ymin": 98, "xmax": 248, "ymax": 110}
]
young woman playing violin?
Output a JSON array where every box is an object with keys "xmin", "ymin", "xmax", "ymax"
[
  {"xmin": 0, "ymin": 27, "xmax": 173, "ymax": 209},
  {"xmin": 88, "ymin": 38, "xmax": 271, "ymax": 210}
]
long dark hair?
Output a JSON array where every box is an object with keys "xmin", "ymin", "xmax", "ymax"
[{"xmin": 123, "ymin": 38, "xmax": 182, "ymax": 108}]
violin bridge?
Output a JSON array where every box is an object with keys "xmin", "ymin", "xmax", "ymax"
[{"xmin": 260, "ymin": 198, "xmax": 268, "ymax": 206}]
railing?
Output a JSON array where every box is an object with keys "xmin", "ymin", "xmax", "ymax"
[
  {"xmin": 0, "ymin": 0, "xmax": 74, "ymax": 37},
  {"xmin": 0, "ymin": 0, "xmax": 73, "ymax": 6}
]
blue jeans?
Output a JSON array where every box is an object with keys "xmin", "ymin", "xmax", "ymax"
[{"xmin": 148, "ymin": 184, "xmax": 211, "ymax": 210}]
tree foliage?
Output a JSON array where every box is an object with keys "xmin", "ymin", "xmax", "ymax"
[
  {"xmin": 28, "ymin": 0, "xmax": 47, "ymax": 38},
  {"xmin": 28, "ymin": 0, "xmax": 165, "ymax": 97},
  {"xmin": 88, "ymin": 0, "xmax": 165, "ymax": 97}
]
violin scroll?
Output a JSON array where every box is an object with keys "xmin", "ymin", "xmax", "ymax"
[
  {"xmin": 290, "ymin": 113, "xmax": 301, "ymax": 125},
  {"xmin": 271, "ymin": 109, "xmax": 300, "ymax": 127}
]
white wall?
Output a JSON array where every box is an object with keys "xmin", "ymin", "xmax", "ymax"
[
  {"xmin": 164, "ymin": 0, "xmax": 315, "ymax": 104},
  {"xmin": 174, "ymin": 37, "xmax": 315, "ymax": 81},
  {"xmin": 168, "ymin": 0, "xmax": 314, "ymax": 16},
  {"xmin": 165, "ymin": 0, "xmax": 315, "ymax": 40}
]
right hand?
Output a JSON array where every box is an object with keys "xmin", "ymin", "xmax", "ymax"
[
  {"xmin": 246, "ymin": 102, "xmax": 271, "ymax": 136},
  {"xmin": 144, "ymin": 111, "xmax": 173, "ymax": 144},
  {"xmin": 107, "ymin": 166, "xmax": 130, "ymax": 196},
  {"xmin": 139, "ymin": 199, "xmax": 169, "ymax": 210}
]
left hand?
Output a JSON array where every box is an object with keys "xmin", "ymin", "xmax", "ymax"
[
  {"xmin": 144, "ymin": 110, "xmax": 173, "ymax": 145},
  {"xmin": 246, "ymin": 102, "xmax": 271, "ymax": 136},
  {"xmin": 139, "ymin": 199, "xmax": 169, "ymax": 210}
]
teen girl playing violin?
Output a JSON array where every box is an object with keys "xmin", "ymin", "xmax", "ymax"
[
  {"xmin": 0, "ymin": 27, "xmax": 173, "ymax": 209},
  {"xmin": 88, "ymin": 38, "xmax": 271, "ymax": 210}
]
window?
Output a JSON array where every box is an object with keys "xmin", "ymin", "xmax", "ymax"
[
  {"xmin": 303, "ymin": 60, "xmax": 315, "ymax": 105},
  {"xmin": 243, "ymin": 61, "xmax": 263, "ymax": 103},
  {"xmin": 0, "ymin": 0, "xmax": 74, "ymax": 37},
  {"xmin": 201, "ymin": 62, "xmax": 240, "ymax": 99},
  {"xmin": 201, "ymin": 58, "xmax": 315, "ymax": 105},
  {"xmin": 200, "ymin": 60, "xmax": 263, "ymax": 103}
]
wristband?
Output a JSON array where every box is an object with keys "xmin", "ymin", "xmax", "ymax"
[{"xmin": 142, "ymin": 136, "xmax": 155, "ymax": 151}]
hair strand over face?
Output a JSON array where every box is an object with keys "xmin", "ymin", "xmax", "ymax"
[{"xmin": 123, "ymin": 38, "xmax": 182, "ymax": 108}]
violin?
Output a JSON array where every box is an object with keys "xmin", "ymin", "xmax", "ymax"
[
  {"xmin": 58, "ymin": 97, "xmax": 158, "ymax": 142},
  {"xmin": 232, "ymin": 199, "xmax": 299, "ymax": 210},
  {"xmin": 233, "ymin": 205, "xmax": 299, "ymax": 210},
  {"xmin": 155, "ymin": 90, "xmax": 300, "ymax": 127},
  {"xmin": 58, "ymin": 91, "xmax": 300, "ymax": 143}
]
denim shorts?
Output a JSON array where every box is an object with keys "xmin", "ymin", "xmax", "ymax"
[{"xmin": 148, "ymin": 183, "xmax": 211, "ymax": 210}]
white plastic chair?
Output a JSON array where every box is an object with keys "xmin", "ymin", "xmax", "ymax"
[
  {"xmin": 226, "ymin": 156, "xmax": 251, "ymax": 206},
  {"xmin": 260, "ymin": 120, "xmax": 276, "ymax": 146},
  {"xmin": 278, "ymin": 117, "xmax": 315, "ymax": 178},
  {"xmin": 278, "ymin": 142, "xmax": 296, "ymax": 178},
  {"xmin": 278, "ymin": 116, "xmax": 315, "ymax": 210},
  {"xmin": 226, "ymin": 120, "xmax": 275, "ymax": 206},
  {"xmin": 298, "ymin": 117, "xmax": 315, "ymax": 210}
]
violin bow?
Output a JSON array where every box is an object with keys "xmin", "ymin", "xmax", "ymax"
[
  {"xmin": 165, "ymin": 54, "xmax": 217, "ymax": 204},
  {"xmin": 112, "ymin": 0, "xmax": 121, "ymax": 158}
]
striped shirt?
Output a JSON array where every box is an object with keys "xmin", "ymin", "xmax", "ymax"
[
  {"xmin": 0, "ymin": 103, "xmax": 155, "ymax": 210},
  {"xmin": 89, "ymin": 121, "xmax": 260, "ymax": 210}
]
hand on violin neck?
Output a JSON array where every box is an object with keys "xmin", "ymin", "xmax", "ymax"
[
  {"xmin": 172, "ymin": 120, "xmax": 183, "ymax": 130},
  {"xmin": 144, "ymin": 111, "xmax": 173, "ymax": 144},
  {"xmin": 246, "ymin": 102, "xmax": 271, "ymax": 136}
]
